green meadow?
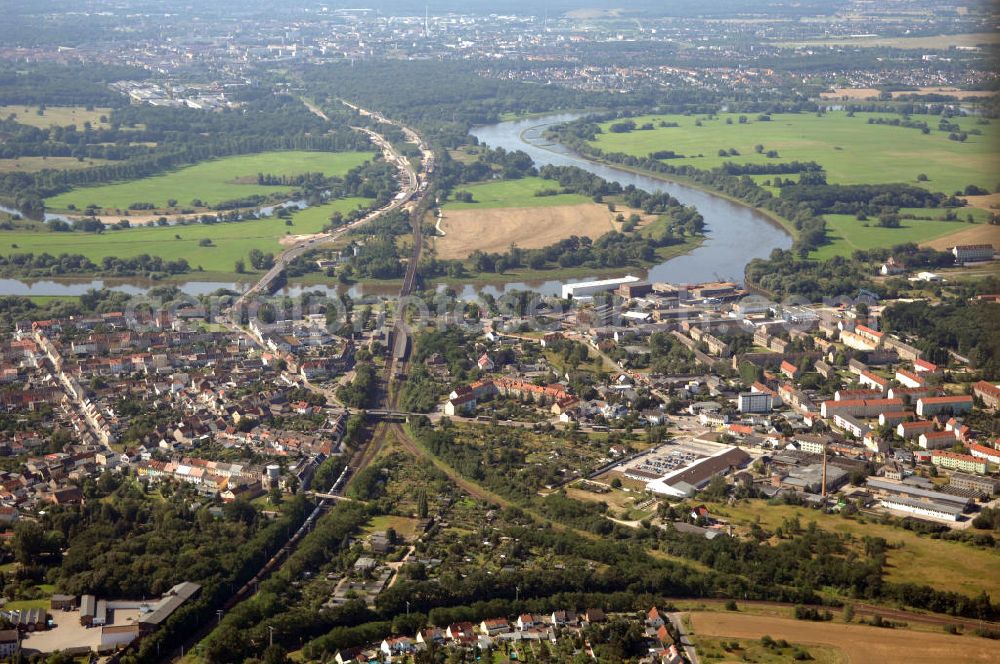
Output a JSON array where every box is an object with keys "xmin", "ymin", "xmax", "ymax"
[
  {"xmin": 46, "ymin": 150, "xmax": 375, "ymax": 211},
  {"xmin": 811, "ymin": 214, "xmax": 972, "ymax": 259},
  {"xmin": 2, "ymin": 197, "xmax": 372, "ymax": 274},
  {"xmin": 588, "ymin": 111, "xmax": 999, "ymax": 194},
  {"xmin": 447, "ymin": 176, "xmax": 591, "ymax": 209}
]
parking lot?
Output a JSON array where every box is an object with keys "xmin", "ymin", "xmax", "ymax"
[{"xmin": 20, "ymin": 607, "xmax": 141, "ymax": 655}]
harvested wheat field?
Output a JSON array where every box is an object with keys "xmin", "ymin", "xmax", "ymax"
[
  {"xmin": 921, "ymin": 223, "xmax": 1000, "ymax": 251},
  {"xmin": 689, "ymin": 612, "xmax": 994, "ymax": 663},
  {"xmin": 433, "ymin": 203, "xmax": 622, "ymax": 259},
  {"xmin": 963, "ymin": 193, "xmax": 1000, "ymax": 212}
]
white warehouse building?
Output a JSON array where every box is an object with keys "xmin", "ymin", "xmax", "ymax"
[{"xmin": 561, "ymin": 275, "xmax": 640, "ymax": 299}]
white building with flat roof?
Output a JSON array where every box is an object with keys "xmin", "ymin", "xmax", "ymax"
[{"xmin": 561, "ymin": 275, "xmax": 640, "ymax": 299}]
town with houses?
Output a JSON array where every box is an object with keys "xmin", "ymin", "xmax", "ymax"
[
  {"xmin": 0, "ymin": 1, "xmax": 997, "ymax": 661},
  {"xmin": 0, "ymin": 266, "xmax": 997, "ymax": 660}
]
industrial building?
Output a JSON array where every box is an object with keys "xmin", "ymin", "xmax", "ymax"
[
  {"xmin": 645, "ymin": 446, "xmax": 751, "ymax": 498},
  {"xmin": 561, "ymin": 275, "xmax": 640, "ymax": 299},
  {"xmin": 865, "ymin": 478, "xmax": 970, "ymax": 521}
]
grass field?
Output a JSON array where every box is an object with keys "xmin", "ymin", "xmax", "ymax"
[
  {"xmin": 703, "ymin": 500, "xmax": 1000, "ymax": 600},
  {"xmin": 0, "ymin": 156, "xmax": 111, "ymax": 173},
  {"xmin": 46, "ymin": 150, "xmax": 375, "ymax": 212},
  {"xmin": 688, "ymin": 612, "xmax": 994, "ymax": 663},
  {"xmin": 0, "ymin": 197, "xmax": 371, "ymax": 274},
  {"xmin": 0, "ymin": 104, "xmax": 113, "ymax": 129},
  {"xmin": 588, "ymin": 111, "xmax": 999, "ymax": 194},
  {"xmin": 693, "ymin": 635, "xmax": 844, "ymax": 664},
  {"xmin": 362, "ymin": 515, "xmax": 423, "ymax": 542},
  {"xmin": 446, "ymin": 177, "xmax": 592, "ymax": 209},
  {"xmin": 811, "ymin": 215, "xmax": 975, "ymax": 259}
]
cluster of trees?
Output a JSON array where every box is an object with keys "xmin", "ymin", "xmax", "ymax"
[
  {"xmin": 0, "ymin": 252, "xmax": 190, "ymax": 278},
  {"xmin": 743, "ymin": 241, "xmax": 959, "ymax": 301},
  {"xmin": 399, "ymin": 329, "xmax": 478, "ymax": 412},
  {"xmin": 337, "ymin": 359, "xmax": 377, "ymax": 408},
  {"xmin": 881, "ymin": 299, "xmax": 1000, "ymax": 377},
  {"xmin": 201, "ymin": 502, "xmax": 373, "ymax": 664}
]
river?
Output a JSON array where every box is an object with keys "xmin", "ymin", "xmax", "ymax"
[
  {"xmin": 469, "ymin": 113, "xmax": 792, "ymax": 287},
  {"xmin": 1, "ymin": 113, "xmax": 791, "ymax": 300}
]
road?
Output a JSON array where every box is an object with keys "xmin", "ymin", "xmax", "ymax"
[
  {"xmin": 667, "ymin": 612, "xmax": 700, "ymax": 664},
  {"xmin": 234, "ymin": 101, "xmax": 423, "ymax": 307}
]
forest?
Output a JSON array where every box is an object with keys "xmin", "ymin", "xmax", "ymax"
[
  {"xmin": 744, "ymin": 242, "xmax": 957, "ymax": 301},
  {"xmin": 881, "ymin": 299, "xmax": 1000, "ymax": 377}
]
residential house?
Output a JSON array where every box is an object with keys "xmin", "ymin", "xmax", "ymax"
[
  {"xmin": 970, "ymin": 443, "xmax": 1000, "ymax": 465},
  {"xmin": 951, "ymin": 244, "xmax": 994, "ymax": 263},
  {"xmin": 516, "ymin": 614, "xmax": 539, "ymax": 631},
  {"xmin": 932, "ymin": 451, "xmax": 986, "ymax": 475},
  {"xmin": 479, "ymin": 618, "xmax": 510, "ymax": 636},
  {"xmin": 779, "ymin": 360, "xmax": 799, "ymax": 379},
  {"xmin": 916, "ymin": 395, "xmax": 973, "ymax": 417},
  {"xmin": 918, "ymin": 430, "xmax": 957, "ymax": 450},
  {"xmin": 380, "ymin": 636, "xmax": 416, "ymax": 657},
  {"xmin": 894, "ymin": 369, "xmax": 925, "ymax": 388},
  {"xmin": 973, "ymin": 381, "xmax": 1000, "ymax": 409},
  {"xmin": 913, "ymin": 358, "xmax": 940, "ymax": 374},
  {"xmin": 897, "ymin": 420, "xmax": 936, "ymax": 440}
]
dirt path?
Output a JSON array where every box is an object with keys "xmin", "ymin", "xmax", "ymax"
[{"xmin": 688, "ymin": 611, "xmax": 995, "ymax": 663}]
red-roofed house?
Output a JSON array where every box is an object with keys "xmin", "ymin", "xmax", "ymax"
[
  {"xmin": 780, "ymin": 360, "xmax": 799, "ymax": 379},
  {"xmin": 916, "ymin": 395, "xmax": 973, "ymax": 417},
  {"xmin": 918, "ymin": 430, "xmax": 957, "ymax": 450},
  {"xmin": 914, "ymin": 358, "xmax": 940, "ymax": 374},
  {"xmin": 859, "ymin": 370, "xmax": 890, "ymax": 393},
  {"xmin": 931, "ymin": 451, "xmax": 987, "ymax": 474},
  {"xmin": 895, "ymin": 368, "xmax": 925, "ymax": 389},
  {"xmin": 835, "ymin": 388, "xmax": 883, "ymax": 402},
  {"xmin": 970, "ymin": 443, "xmax": 1000, "ymax": 465},
  {"xmin": 973, "ymin": 381, "xmax": 1000, "ymax": 409},
  {"xmin": 855, "ymin": 325, "xmax": 884, "ymax": 345},
  {"xmin": 821, "ymin": 398, "xmax": 902, "ymax": 418},
  {"xmin": 896, "ymin": 420, "xmax": 936, "ymax": 440}
]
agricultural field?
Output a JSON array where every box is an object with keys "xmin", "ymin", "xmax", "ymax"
[
  {"xmin": 588, "ymin": 111, "xmax": 999, "ymax": 194},
  {"xmin": 821, "ymin": 88, "xmax": 997, "ymax": 101},
  {"xmin": 435, "ymin": 176, "xmax": 652, "ymax": 260},
  {"xmin": 0, "ymin": 197, "xmax": 372, "ymax": 275},
  {"xmin": 776, "ymin": 32, "xmax": 1000, "ymax": 50},
  {"xmin": 435, "ymin": 205, "xmax": 620, "ymax": 259},
  {"xmin": 0, "ymin": 156, "xmax": 111, "ymax": 173},
  {"xmin": 702, "ymin": 500, "xmax": 1000, "ymax": 600},
  {"xmin": 45, "ymin": 150, "xmax": 375, "ymax": 212},
  {"xmin": 688, "ymin": 612, "xmax": 995, "ymax": 663},
  {"xmin": 0, "ymin": 104, "xmax": 113, "ymax": 128},
  {"xmin": 921, "ymin": 224, "xmax": 1000, "ymax": 252}
]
